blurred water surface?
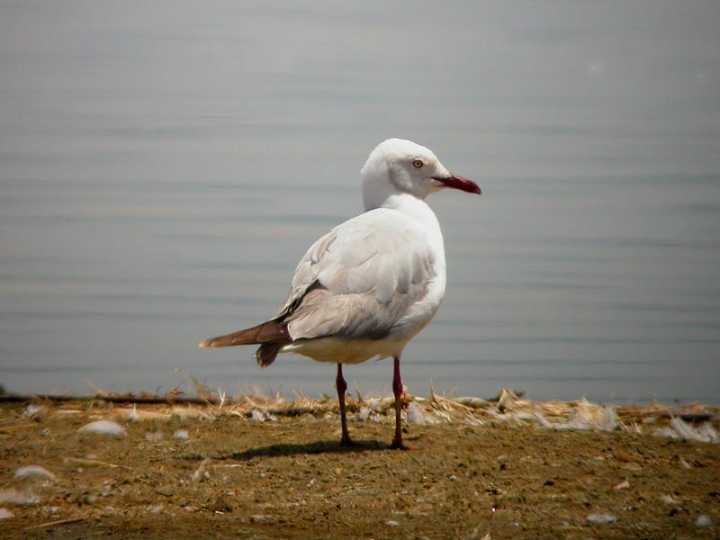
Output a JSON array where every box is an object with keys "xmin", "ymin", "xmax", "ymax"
[{"xmin": 1, "ymin": 1, "xmax": 719, "ymax": 403}]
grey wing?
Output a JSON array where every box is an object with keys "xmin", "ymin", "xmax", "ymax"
[{"xmin": 274, "ymin": 210, "xmax": 436, "ymax": 341}]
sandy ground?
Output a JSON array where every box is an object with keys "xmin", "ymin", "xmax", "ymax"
[{"xmin": 0, "ymin": 393, "xmax": 718, "ymax": 539}]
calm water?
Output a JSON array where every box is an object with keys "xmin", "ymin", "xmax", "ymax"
[{"xmin": 1, "ymin": 1, "xmax": 719, "ymax": 403}]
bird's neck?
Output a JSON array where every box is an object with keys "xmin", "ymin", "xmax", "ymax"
[
  {"xmin": 377, "ymin": 193, "xmax": 446, "ymax": 263},
  {"xmin": 378, "ymin": 192, "xmax": 434, "ymax": 224}
]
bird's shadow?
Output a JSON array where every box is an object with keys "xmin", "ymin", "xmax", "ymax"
[{"xmin": 215, "ymin": 439, "xmax": 389, "ymax": 461}]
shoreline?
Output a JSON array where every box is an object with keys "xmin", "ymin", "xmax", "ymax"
[{"xmin": 1, "ymin": 387, "xmax": 718, "ymax": 426}]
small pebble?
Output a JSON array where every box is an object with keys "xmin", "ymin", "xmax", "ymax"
[
  {"xmin": 173, "ymin": 430, "xmax": 190, "ymax": 441},
  {"xmin": 23, "ymin": 404, "xmax": 46, "ymax": 419},
  {"xmin": 0, "ymin": 489, "xmax": 40, "ymax": 507},
  {"xmin": 613, "ymin": 480, "xmax": 630, "ymax": 491},
  {"xmin": 145, "ymin": 431, "xmax": 164, "ymax": 442},
  {"xmin": 250, "ymin": 409, "xmax": 267, "ymax": 422},
  {"xmin": 156, "ymin": 485, "xmax": 174, "ymax": 497},
  {"xmin": 696, "ymin": 514, "xmax": 713, "ymax": 528},
  {"xmin": 14, "ymin": 465, "xmax": 56, "ymax": 482},
  {"xmin": 147, "ymin": 504, "xmax": 164, "ymax": 514},
  {"xmin": 191, "ymin": 458, "xmax": 211, "ymax": 483},
  {"xmin": 386, "ymin": 520, "xmax": 399, "ymax": 527},
  {"xmin": 587, "ymin": 513, "xmax": 617, "ymax": 524},
  {"xmin": 0, "ymin": 508, "xmax": 14, "ymax": 520},
  {"xmin": 78, "ymin": 420, "xmax": 127, "ymax": 438}
]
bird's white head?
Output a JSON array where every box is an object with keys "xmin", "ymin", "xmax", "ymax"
[{"xmin": 360, "ymin": 138, "xmax": 481, "ymax": 210}]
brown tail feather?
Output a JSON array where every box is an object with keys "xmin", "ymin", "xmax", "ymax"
[
  {"xmin": 198, "ymin": 320, "xmax": 290, "ymax": 349},
  {"xmin": 256, "ymin": 342, "xmax": 284, "ymax": 368}
]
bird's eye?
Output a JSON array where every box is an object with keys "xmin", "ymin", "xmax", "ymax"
[{"xmin": 412, "ymin": 159, "xmax": 424, "ymax": 169}]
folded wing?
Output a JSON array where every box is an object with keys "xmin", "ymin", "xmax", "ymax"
[{"xmin": 276, "ymin": 208, "xmax": 437, "ymax": 342}]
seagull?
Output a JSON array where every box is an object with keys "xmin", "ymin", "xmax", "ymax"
[{"xmin": 199, "ymin": 138, "xmax": 481, "ymax": 448}]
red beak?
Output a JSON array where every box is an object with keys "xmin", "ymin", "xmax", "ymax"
[{"xmin": 432, "ymin": 175, "xmax": 482, "ymax": 195}]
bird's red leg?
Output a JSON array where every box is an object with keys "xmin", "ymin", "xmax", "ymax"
[
  {"xmin": 336, "ymin": 363, "xmax": 352, "ymax": 446},
  {"xmin": 390, "ymin": 356, "xmax": 408, "ymax": 449}
]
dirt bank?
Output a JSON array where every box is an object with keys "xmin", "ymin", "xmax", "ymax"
[{"xmin": 0, "ymin": 393, "xmax": 718, "ymax": 539}]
